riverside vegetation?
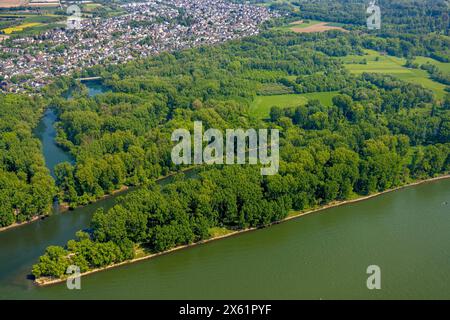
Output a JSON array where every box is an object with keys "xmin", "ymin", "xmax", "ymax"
[
  {"xmin": 32, "ymin": 29, "xmax": 449, "ymax": 279},
  {"xmin": 0, "ymin": 94, "xmax": 56, "ymax": 227},
  {"xmin": 0, "ymin": 0, "xmax": 447, "ymax": 281}
]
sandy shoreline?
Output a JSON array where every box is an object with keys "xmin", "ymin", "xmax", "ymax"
[
  {"xmin": 0, "ymin": 214, "xmax": 49, "ymax": 233},
  {"xmin": 35, "ymin": 173, "xmax": 450, "ymax": 287}
]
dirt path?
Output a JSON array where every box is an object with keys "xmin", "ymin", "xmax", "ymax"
[{"xmin": 291, "ymin": 22, "xmax": 347, "ymax": 33}]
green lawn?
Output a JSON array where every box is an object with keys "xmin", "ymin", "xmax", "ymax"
[
  {"xmin": 250, "ymin": 91, "xmax": 338, "ymax": 119},
  {"xmin": 343, "ymin": 50, "xmax": 448, "ymax": 100}
]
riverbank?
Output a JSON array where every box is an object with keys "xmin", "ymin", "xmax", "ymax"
[
  {"xmin": 284, "ymin": 173, "xmax": 450, "ymax": 221},
  {"xmin": 0, "ymin": 167, "xmax": 197, "ymax": 233},
  {"xmin": 35, "ymin": 173, "xmax": 450, "ymax": 287},
  {"xmin": 58, "ymin": 185, "xmax": 130, "ymax": 212},
  {"xmin": 0, "ymin": 214, "xmax": 49, "ymax": 233},
  {"xmin": 59, "ymin": 165, "xmax": 198, "ymax": 212}
]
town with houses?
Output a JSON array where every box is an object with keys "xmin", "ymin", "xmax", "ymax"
[{"xmin": 0, "ymin": 0, "xmax": 277, "ymax": 93}]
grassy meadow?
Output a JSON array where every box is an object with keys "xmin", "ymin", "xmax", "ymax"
[
  {"xmin": 413, "ymin": 56, "xmax": 450, "ymax": 74},
  {"xmin": 250, "ymin": 91, "xmax": 338, "ymax": 119},
  {"xmin": 342, "ymin": 50, "xmax": 448, "ymax": 100}
]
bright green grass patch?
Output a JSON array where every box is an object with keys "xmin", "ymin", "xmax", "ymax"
[
  {"xmin": 134, "ymin": 244, "xmax": 152, "ymax": 258},
  {"xmin": 413, "ymin": 56, "xmax": 450, "ymax": 74},
  {"xmin": 82, "ymin": 3, "xmax": 103, "ymax": 12},
  {"xmin": 286, "ymin": 75, "xmax": 298, "ymax": 81},
  {"xmin": 209, "ymin": 227, "xmax": 234, "ymax": 238},
  {"xmin": 250, "ymin": 91, "xmax": 338, "ymax": 119},
  {"xmin": 343, "ymin": 50, "xmax": 448, "ymax": 100},
  {"xmin": 85, "ymin": 3, "xmax": 102, "ymax": 8}
]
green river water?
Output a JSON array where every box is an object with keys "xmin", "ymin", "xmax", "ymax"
[{"xmin": 0, "ymin": 82, "xmax": 449, "ymax": 299}]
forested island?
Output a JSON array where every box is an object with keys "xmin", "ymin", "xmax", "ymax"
[
  {"xmin": 0, "ymin": 0, "xmax": 448, "ymax": 282},
  {"xmin": 32, "ymin": 30, "xmax": 449, "ymax": 281}
]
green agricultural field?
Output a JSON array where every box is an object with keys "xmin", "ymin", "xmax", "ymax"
[
  {"xmin": 82, "ymin": 2, "xmax": 126, "ymax": 18},
  {"xmin": 0, "ymin": 13, "xmax": 64, "ymax": 35},
  {"xmin": 250, "ymin": 91, "xmax": 338, "ymax": 119},
  {"xmin": 83, "ymin": 3, "xmax": 103, "ymax": 10},
  {"xmin": 2, "ymin": 22, "xmax": 41, "ymax": 34},
  {"xmin": 11, "ymin": 22, "xmax": 65, "ymax": 36},
  {"xmin": 343, "ymin": 50, "xmax": 448, "ymax": 99}
]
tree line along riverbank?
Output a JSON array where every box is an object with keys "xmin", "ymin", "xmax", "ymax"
[{"xmin": 35, "ymin": 173, "xmax": 450, "ymax": 287}]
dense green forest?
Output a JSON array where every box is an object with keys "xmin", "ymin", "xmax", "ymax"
[
  {"xmin": 32, "ymin": 25, "xmax": 449, "ymax": 278},
  {"xmin": 39, "ymin": 29, "xmax": 449, "ymax": 208},
  {"xmin": 44, "ymin": 31, "xmax": 347, "ymax": 207},
  {"xmin": 251, "ymin": 0, "xmax": 450, "ymax": 62},
  {"xmin": 264, "ymin": 0, "xmax": 450, "ymax": 35},
  {"xmin": 0, "ymin": 95, "xmax": 56, "ymax": 227},
  {"xmin": 0, "ymin": 0, "xmax": 447, "ymax": 278}
]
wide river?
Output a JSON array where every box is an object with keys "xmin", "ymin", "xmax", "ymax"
[{"xmin": 0, "ymin": 82, "xmax": 449, "ymax": 299}]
